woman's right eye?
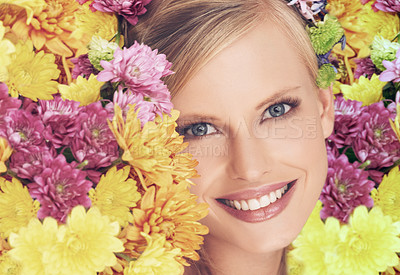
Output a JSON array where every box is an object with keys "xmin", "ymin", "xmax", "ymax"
[{"xmin": 181, "ymin": 123, "xmax": 218, "ymax": 137}]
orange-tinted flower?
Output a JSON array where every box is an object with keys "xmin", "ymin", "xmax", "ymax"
[
  {"xmin": 127, "ymin": 183, "xmax": 209, "ymax": 265},
  {"xmin": 0, "ymin": 138, "xmax": 12, "ymax": 173}
]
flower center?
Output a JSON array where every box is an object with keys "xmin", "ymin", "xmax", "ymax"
[
  {"xmin": 129, "ymin": 66, "xmax": 141, "ymax": 78},
  {"xmin": 92, "ymin": 128, "xmax": 100, "ymax": 138},
  {"xmin": 18, "ymin": 131, "xmax": 27, "ymax": 141}
]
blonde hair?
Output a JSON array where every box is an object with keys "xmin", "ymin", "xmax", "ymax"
[{"xmin": 130, "ymin": 0, "xmax": 318, "ymax": 97}]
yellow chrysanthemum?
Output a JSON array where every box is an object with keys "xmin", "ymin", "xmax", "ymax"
[
  {"xmin": 0, "ymin": 252, "xmax": 22, "ymax": 275},
  {"xmin": 0, "ymin": 21, "xmax": 15, "ymax": 82},
  {"xmin": 336, "ymin": 206, "xmax": 400, "ymax": 274},
  {"xmin": 59, "ymin": 74, "xmax": 103, "ymax": 106},
  {"xmin": 3, "ymin": 0, "xmax": 86, "ymax": 57},
  {"xmin": 0, "ymin": 177, "xmax": 40, "ymax": 238},
  {"xmin": 6, "ymin": 40, "xmax": 59, "ymax": 101},
  {"xmin": 371, "ymin": 166, "xmax": 400, "ymax": 223},
  {"xmin": 72, "ymin": 2, "xmax": 119, "ymax": 47},
  {"xmin": 340, "ymin": 74, "xmax": 386, "ymax": 106},
  {"xmin": 127, "ymin": 183, "xmax": 209, "ymax": 265},
  {"xmin": 46, "ymin": 206, "xmax": 124, "ymax": 275},
  {"xmin": 109, "ymin": 105, "xmax": 198, "ymax": 187},
  {"xmin": 89, "ymin": 166, "xmax": 141, "ymax": 227},
  {"xmin": 8, "ymin": 217, "xmax": 59, "ymax": 275},
  {"xmin": 286, "ymin": 250, "xmax": 304, "ymax": 275},
  {"xmin": 124, "ymin": 233, "xmax": 183, "ymax": 275},
  {"xmin": 0, "ymin": 137, "xmax": 12, "ymax": 173},
  {"xmin": 0, "ymin": 0, "xmax": 45, "ymax": 24},
  {"xmin": 290, "ymin": 201, "xmax": 340, "ymax": 275}
]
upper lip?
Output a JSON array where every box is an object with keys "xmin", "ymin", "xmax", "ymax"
[{"xmin": 216, "ymin": 179, "xmax": 296, "ymax": 201}]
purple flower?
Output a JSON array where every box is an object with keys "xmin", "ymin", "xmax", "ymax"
[
  {"xmin": 380, "ymin": 48, "xmax": 400, "ymax": 82},
  {"xmin": 0, "ymin": 109, "xmax": 46, "ymax": 153},
  {"xmin": 0, "ymin": 83, "xmax": 21, "ymax": 118},
  {"xmin": 372, "ymin": 0, "xmax": 400, "ymax": 12},
  {"xmin": 37, "ymin": 97, "xmax": 83, "ymax": 149},
  {"xmin": 352, "ymin": 102, "xmax": 400, "ymax": 169},
  {"xmin": 320, "ymin": 153, "xmax": 374, "ymax": 223},
  {"xmin": 71, "ymin": 54, "xmax": 99, "ymax": 79},
  {"xmin": 97, "ymin": 41, "xmax": 173, "ymax": 93},
  {"xmin": 354, "ymin": 57, "xmax": 380, "ymax": 79},
  {"xmin": 29, "ymin": 154, "xmax": 92, "ymax": 223},
  {"xmin": 328, "ymin": 96, "xmax": 369, "ymax": 148},
  {"xmin": 71, "ymin": 102, "xmax": 119, "ymax": 172},
  {"xmin": 9, "ymin": 150, "xmax": 55, "ymax": 181},
  {"xmin": 91, "ymin": 0, "xmax": 152, "ymax": 25}
]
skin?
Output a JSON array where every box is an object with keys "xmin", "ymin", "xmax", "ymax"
[{"xmin": 173, "ymin": 19, "xmax": 334, "ymax": 275}]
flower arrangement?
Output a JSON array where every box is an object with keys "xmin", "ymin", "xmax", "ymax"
[
  {"xmin": 287, "ymin": 0, "xmax": 400, "ymax": 274},
  {"xmin": 0, "ymin": 1, "xmax": 209, "ymax": 274}
]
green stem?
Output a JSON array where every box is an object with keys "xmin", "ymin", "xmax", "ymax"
[
  {"xmin": 115, "ymin": 253, "xmax": 137, "ymax": 262},
  {"xmin": 115, "ymin": 15, "xmax": 123, "ymax": 46}
]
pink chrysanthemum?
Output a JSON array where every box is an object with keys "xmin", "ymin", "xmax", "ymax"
[
  {"xmin": 9, "ymin": 150, "xmax": 55, "ymax": 181},
  {"xmin": 71, "ymin": 102, "xmax": 119, "ymax": 173},
  {"xmin": 352, "ymin": 102, "xmax": 400, "ymax": 169},
  {"xmin": 71, "ymin": 54, "xmax": 99, "ymax": 79},
  {"xmin": 372, "ymin": 0, "xmax": 400, "ymax": 12},
  {"xmin": 91, "ymin": 0, "xmax": 152, "ymax": 25},
  {"xmin": 97, "ymin": 41, "xmax": 173, "ymax": 93},
  {"xmin": 328, "ymin": 96, "xmax": 369, "ymax": 148},
  {"xmin": 28, "ymin": 154, "xmax": 92, "ymax": 222},
  {"xmin": 380, "ymin": 48, "xmax": 400, "ymax": 82},
  {"xmin": 354, "ymin": 57, "xmax": 380, "ymax": 79},
  {"xmin": 287, "ymin": 0, "xmax": 326, "ymax": 21},
  {"xmin": 0, "ymin": 109, "xmax": 46, "ymax": 154},
  {"xmin": 38, "ymin": 97, "xmax": 84, "ymax": 149},
  {"xmin": 105, "ymin": 85, "xmax": 173, "ymax": 125},
  {"xmin": 320, "ymin": 153, "xmax": 374, "ymax": 223},
  {"xmin": 0, "ymin": 83, "xmax": 21, "ymax": 117}
]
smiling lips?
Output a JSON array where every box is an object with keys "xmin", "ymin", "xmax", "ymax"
[{"xmin": 216, "ymin": 180, "xmax": 297, "ymax": 223}]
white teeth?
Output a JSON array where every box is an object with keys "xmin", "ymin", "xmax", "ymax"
[
  {"xmin": 233, "ymin": 200, "xmax": 241, "ymax": 210},
  {"xmin": 240, "ymin": 200, "xmax": 249, "ymax": 210},
  {"xmin": 248, "ymin": 199, "xmax": 261, "ymax": 210},
  {"xmin": 259, "ymin": 194, "xmax": 270, "ymax": 207},
  {"xmin": 224, "ymin": 183, "xmax": 290, "ymax": 211}
]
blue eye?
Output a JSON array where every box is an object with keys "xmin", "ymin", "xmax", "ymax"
[
  {"xmin": 181, "ymin": 123, "xmax": 217, "ymax": 137},
  {"xmin": 263, "ymin": 103, "xmax": 292, "ymax": 119}
]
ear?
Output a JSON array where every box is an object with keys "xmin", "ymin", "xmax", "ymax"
[{"xmin": 317, "ymin": 86, "xmax": 335, "ymax": 139}]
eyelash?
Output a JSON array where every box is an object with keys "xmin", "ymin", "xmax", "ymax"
[{"xmin": 177, "ymin": 96, "xmax": 301, "ymax": 139}]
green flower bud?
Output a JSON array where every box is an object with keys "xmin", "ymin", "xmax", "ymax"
[
  {"xmin": 370, "ymin": 36, "xmax": 400, "ymax": 71},
  {"xmin": 307, "ymin": 15, "xmax": 344, "ymax": 55},
  {"xmin": 87, "ymin": 36, "xmax": 119, "ymax": 71},
  {"xmin": 316, "ymin": 63, "xmax": 336, "ymax": 89}
]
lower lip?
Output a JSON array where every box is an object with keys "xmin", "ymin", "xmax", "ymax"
[{"xmin": 216, "ymin": 180, "xmax": 297, "ymax": 223}]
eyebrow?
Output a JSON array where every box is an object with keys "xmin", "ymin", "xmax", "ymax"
[
  {"xmin": 176, "ymin": 114, "xmax": 223, "ymax": 125},
  {"xmin": 255, "ymin": 86, "xmax": 302, "ymax": 111}
]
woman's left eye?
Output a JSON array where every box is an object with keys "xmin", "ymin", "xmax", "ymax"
[{"xmin": 262, "ymin": 103, "xmax": 292, "ymax": 119}]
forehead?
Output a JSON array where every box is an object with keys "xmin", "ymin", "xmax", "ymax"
[{"xmin": 173, "ymin": 20, "xmax": 316, "ymax": 113}]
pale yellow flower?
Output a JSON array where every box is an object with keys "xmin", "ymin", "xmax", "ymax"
[
  {"xmin": 6, "ymin": 40, "xmax": 59, "ymax": 101},
  {"xmin": 124, "ymin": 233, "xmax": 183, "ymax": 275},
  {"xmin": 0, "ymin": 177, "xmax": 40, "ymax": 238},
  {"xmin": 46, "ymin": 206, "xmax": 124, "ymax": 275},
  {"xmin": 8, "ymin": 217, "xmax": 59, "ymax": 275},
  {"xmin": 89, "ymin": 166, "xmax": 141, "ymax": 227},
  {"xmin": 0, "ymin": 21, "xmax": 15, "ymax": 82},
  {"xmin": 390, "ymin": 100, "xmax": 400, "ymax": 142},
  {"xmin": 371, "ymin": 166, "xmax": 400, "ymax": 223},
  {"xmin": 0, "ymin": 252, "xmax": 22, "ymax": 275},
  {"xmin": 340, "ymin": 74, "xmax": 386, "ymax": 106},
  {"xmin": 0, "ymin": 137, "xmax": 12, "ymax": 173},
  {"xmin": 59, "ymin": 74, "xmax": 103, "ymax": 106}
]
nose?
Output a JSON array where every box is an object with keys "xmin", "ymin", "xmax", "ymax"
[{"xmin": 227, "ymin": 132, "xmax": 271, "ymax": 182}]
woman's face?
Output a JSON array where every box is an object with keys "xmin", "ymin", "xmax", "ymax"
[{"xmin": 172, "ymin": 20, "xmax": 334, "ymax": 254}]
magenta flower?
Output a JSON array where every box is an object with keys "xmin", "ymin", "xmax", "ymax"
[
  {"xmin": 37, "ymin": 97, "xmax": 83, "ymax": 148},
  {"xmin": 71, "ymin": 54, "xmax": 98, "ymax": 79},
  {"xmin": 0, "ymin": 109, "xmax": 46, "ymax": 154},
  {"xmin": 29, "ymin": 154, "xmax": 92, "ymax": 223},
  {"xmin": 0, "ymin": 82, "xmax": 21, "ymax": 117},
  {"xmin": 380, "ymin": 48, "xmax": 400, "ymax": 82},
  {"xmin": 328, "ymin": 96, "xmax": 369, "ymax": 148},
  {"xmin": 352, "ymin": 102, "xmax": 400, "ymax": 169},
  {"xmin": 320, "ymin": 153, "xmax": 374, "ymax": 223},
  {"xmin": 372, "ymin": 0, "xmax": 400, "ymax": 12},
  {"xmin": 9, "ymin": 150, "xmax": 55, "ymax": 181},
  {"xmin": 91, "ymin": 0, "xmax": 152, "ymax": 25},
  {"xmin": 97, "ymin": 41, "xmax": 173, "ymax": 93},
  {"xmin": 71, "ymin": 102, "xmax": 119, "ymax": 172},
  {"xmin": 354, "ymin": 57, "xmax": 380, "ymax": 79}
]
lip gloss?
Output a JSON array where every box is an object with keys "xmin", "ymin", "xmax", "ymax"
[{"xmin": 216, "ymin": 180, "xmax": 297, "ymax": 223}]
